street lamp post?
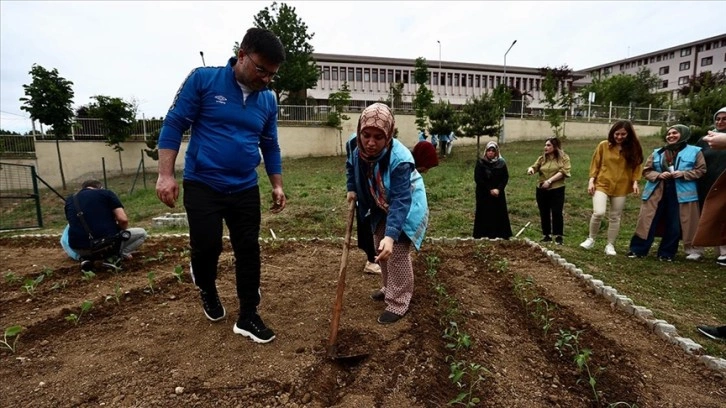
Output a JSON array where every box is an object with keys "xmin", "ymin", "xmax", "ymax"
[
  {"xmin": 200, "ymin": 51, "xmax": 206, "ymax": 67},
  {"xmin": 501, "ymin": 40, "xmax": 517, "ymax": 144},
  {"xmin": 437, "ymin": 40, "xmax": 442, "ymax": 95}
]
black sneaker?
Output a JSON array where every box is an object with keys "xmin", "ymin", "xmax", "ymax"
[
  {"xmin": 234, "ymin": 314, "xmax": 276, "ymax": 343},
  {"xmin": 199, "ymin": 289, "xmax": 226, "ymax": 322},
  {"xmin": 716, "ymin": 257, "xmax": 726, "ymax": 267},
  {"xmin": 541, "ymin": 235, "xmax": 552, "ymax": 242},
  {"xmin": 554, "ymin": 236, "xmax": 563, "ymax": 245},
  {"xmin": 626, "ymin": 251, "xmax": 642, "ymax": 259},
  {"xmin": 658, "ymin": 256, "xmax": 674, "ymax": 262},
  {"xmin": 80, "ymin": 260, "xmax": 93, "ymax": 272},
  {"xmin": 697, "ymin": 325, "xmax": 726, "ymax": 341},
  {"xmin": 377, "ymin": 311, "xmax": 404, "ymax": 324}
]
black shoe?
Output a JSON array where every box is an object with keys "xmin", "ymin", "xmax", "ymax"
[
  {"xmin": 80, "ymin": 260, "xmax": 93, "ymax": 272},
  {"xmin": 199, "ymin": 289, "xmax": 226, "ymax": 322},
  {"xmin": 717, "ymin": 257, "xmax": 726, "ymax": 267},
  {"xmin": 378, "ymin": 311, "xmax": 404, "ymax": 324},
  {"xmin": 554, "ymin": 236, "xmax": 563, "ymax": 245},
  {"xmin": 657, "ymin": 256, "xmax": 674, "ymax": 262},
  {"xmin": 370, "ymin": 289, "xmax": 385, "ymax": 301},
  {"xmin": 541, "ymin": 235, "xmax": 552, "ymax": 242},
  {"xmin": 697, "ymin": 325, "xmax": 726, "ymax": 341},
  {"xmin": 625, "ymin": 251, "xmax": 642, "ymax": 259},
  {"xmin": 234, "ymin": 314, "xmax": 276, "ymax": 343}
]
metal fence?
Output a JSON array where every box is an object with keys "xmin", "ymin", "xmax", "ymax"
[
  {"xmin": 505, "ymin": 101, "xmax": 681, "ymax": 126},
  {"xmin": 0, "ymin": 162, "xmax": 42, "ymax": 230}
]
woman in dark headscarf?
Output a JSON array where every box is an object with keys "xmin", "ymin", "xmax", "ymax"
[
  {"xmin": 473, "ymin": 141, "xmax": 513, "ymax": 239},
  {"xmin": 346, "ymin": 103, "xmax": 429, "ymax": 324},
  {"xmin": 627, "ymin": 124, "xmax": 706, "ymax": 261}
]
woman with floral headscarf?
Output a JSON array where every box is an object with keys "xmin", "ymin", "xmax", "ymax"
[
  {"xmin": 626, "ymin": 124, "xmax": 706, "ymax": 261},
  {"xmin": 473, "ymin": 141, "xmax": 512, "ymax": 239},
  {"xmin": 346, "ymin": 103, "xmax": 429, "ymax": 324}
]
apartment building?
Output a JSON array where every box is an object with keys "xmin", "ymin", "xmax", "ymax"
[{"xmin": 576, "ymin": 33, "xmax": 726, "ymax": 98}]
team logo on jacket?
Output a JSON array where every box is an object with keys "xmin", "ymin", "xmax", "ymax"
[{"xmin": 215, "ymin": 95, "xmax": 227, "ymax": 104}]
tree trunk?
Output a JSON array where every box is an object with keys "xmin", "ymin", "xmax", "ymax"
[{"xmin": 118, "ymin": 150, "xmax": 124, "ymax": 174}]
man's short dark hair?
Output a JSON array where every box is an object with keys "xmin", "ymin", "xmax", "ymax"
[
  {"xmin": 240, "ymin": 27, "xmax": 286, "ymax": 64},
  {"xmin": 81, "ymin": 179, "xmax": 103, "ymax": 189}
]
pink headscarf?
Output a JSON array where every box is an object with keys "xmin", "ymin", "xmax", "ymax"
[{"xmin": 356, "ymin": 103, "xmax": 395, "ymax": 163}]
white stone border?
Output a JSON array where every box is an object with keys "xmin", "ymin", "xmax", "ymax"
[{"xmin": 5, "ymin": 233, "xmax": 725, "ymax": 373}]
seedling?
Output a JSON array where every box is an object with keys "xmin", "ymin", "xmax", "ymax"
[
  {"xmin": 51, "ymin": 279, "xmax": 68, "ymax": 291},
  {"xmin": 65, "ymin": 300, "xmax": 93, "ymax": 326},
  {"xmin": 4, "ymin": 272, "xmax": 21, "ymax": 285},
  {"xmin": 146, "ymin": 271, "xmax": 156, "ymax": 294},
  {"xmin": 555, "ymin": 329, "xmax": 600, "ymax": 404},
  {"xmin": 495, "ymin": 258, "xmax": 509, "ymax": 273},
  {"xmin": 105, "ymin": 283, "xmax": 122, "ymax": 304},
  {"xmin": 1, "ymin": 325, "xmax": 23, "ymax": 353},
  {"xmin": 447, "ymin": 359, "xmax": 489, "ymax": 406},
  {"xmin": 22, "ymin": 274, "xmax": 44, "ymax": 296},
  {"xmin": 41, "ymin": 266, "xmax": 53, "ymax": 278},
  {"xmin": 443, "ymin": 321, "xmax": 472, "ymax": 352},
  {"xmin": 81, "ymin": 270, "xmax": 96, "ymax": 281},
  {"xmin": 530, "ymin": 298, "xmax": 556, "ymax": 336},
  {"xmin": 172, "ymin": 265, "xmax": 184, "ymax": 283}
]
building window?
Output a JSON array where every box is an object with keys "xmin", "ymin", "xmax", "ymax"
[
  {"xmin": 433, "ymin": 72, "xmax": 439, "ymax": 86},
  {"xmin": 679, "ymin": 61, "xmax": 690, "ymax": 71},
  {"xmin": 661, "ymin": 80, "xmax": 668, "ymax": 89},
  {"xmin": 323, "ymin": 66, "xmax": 330, "ymax": 80},
  {"xmin": 348, "ymin": 68, "xmax": 354, "ymax": 82},
  {"xmin": 476, "ymin": 75, "xmax": 481, "ymax": 88},
  {"xmin": 363, "ymin": 68, "xmax": 370, "ymax": 83},
  {"xmin": 340, "ymin": 67, "xmax": 346, "ymax": 81},
  {"xmin": 603, "ymin": 67, "xmax": 612, "ymax": 75},
  {"xmin": 656, "ymin": 55, "xmax": 662, "ymax": 62},
  {"xmin": 680, "ymin": 48, "xmax": 692, "ymax": 57},
  {"xmin": 371, "ymin": 69, "xmax": 378, "ymax": 83},
  {"xmin": 387, "ymin": 69, "xmax": 393, "ymax": 83},
  {"xmin": 701, "ymin": 56, "xmax": 713, "ymax": 66},
  {"xmin": 403, "ymin": 70, "xmax": 410, "ymax": 84},
  {"xmin": 678, "ymin": 76, "xmax": 689, "ymax": 85},
  {"xmin": 332, "ymin": 67, "xmax": 338, "ymax": 81},
  {"xmin": 659, "ymin": 66, "xmax": 669, "ymax": 75},
  {"xmin": 454, "ymin": 73, "xmax": 460, "ymax": 87},
  {"xmin": 355, "ymin": 68, "xmax": 362, "ymax": 82}
]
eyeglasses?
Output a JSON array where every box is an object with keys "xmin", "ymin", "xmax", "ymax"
[{"xmin": 247, "ymin": 54, "xmax": 278, "ymax": 80}]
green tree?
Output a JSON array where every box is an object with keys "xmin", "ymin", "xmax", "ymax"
[
  {"xmin": 79, "ymin": 95, "xmax": 136, "ymax": 172},
  {"xmin": 325, "ymin": 82, "xmax": 352, "ymax": 154},
  {"xmin": 427, "ymin": 100, "xmax": 459, "ymax": 139},
  {"xmin": 383, "ymin": 82, "xmax": 404, "ymax": 110},
  {"xmin": 491, "ymin": 84, "xmax": 512, "ymax": 143},
  {"xmin": 412, "ymin": 57, "xmax": 434, "ymax": 132},
  {"xmin": 459, "ymin": 93, "xmax": 500, "ymax": 156},
  {"xmin": 676, "ymin": 76, "xmax": 726, "ymax": 141},
  {"xmin": 19, "ymin": 64, "xmax": 75, "ymax": 189},
  {"xmin": 579, "ymin": 68, "xmax": 665, "ymax": 108},
  {"xmin": 234, "ymin": 2, "xmax": 318, "ymax": 104},
  {"xmin": 539, "ymin": 65, "xmax": 573, "ymax": 138}
]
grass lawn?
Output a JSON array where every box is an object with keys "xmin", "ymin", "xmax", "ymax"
[{"xmin": 6, "ymin": 134, "xmax": 726, "ymax": 357}]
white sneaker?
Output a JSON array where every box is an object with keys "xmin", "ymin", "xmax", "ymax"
[
  {"xmin": 685, "ymin": 253, "xmax": 702, "ymax": 261},
  {"xmin": 363, "ymin": 261, "xmax": 381, "ymax": 274},
  {"xmin": 579, "ymin": 238, "xmax": 595, "ymax": 249},
  {"xmin": 604, "ymin": 244, "xmax": 617, "ymax": 256}
]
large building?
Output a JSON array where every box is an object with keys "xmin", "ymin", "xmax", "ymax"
[
  {"xmin": 307, "ymin": 33, "xmax": 726, "ymax": 110},
  {"xmin": 577, "ymin": 33, "xmax": 726, "ymax": 99}
]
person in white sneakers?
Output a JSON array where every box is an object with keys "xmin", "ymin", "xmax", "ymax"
[{"xmin": 580, "ymin": 121, "xmax": 644, "ymax": 256}]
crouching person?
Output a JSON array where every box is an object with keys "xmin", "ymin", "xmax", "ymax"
[{"xmin": 64, "ymin": 179, "xmax": 147, "ymax": 267}]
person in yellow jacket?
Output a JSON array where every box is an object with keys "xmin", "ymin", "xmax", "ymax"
[{"xmin": 580, "ymin": 121, "xmax": 644, "ymax": 255}]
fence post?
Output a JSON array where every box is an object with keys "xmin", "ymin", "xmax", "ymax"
[
  {"xmin": 30, "ymin": 165, "xmax": 43, "ymax": 228},
  {"xmin": 647, "ymin": 104, "xmax": 652, "ymax": 126},
  {"xmin": 520, "ymin": 95, "xmax": 524, "ymax": 118},
  {"xmin": 142, "ymin": 113, "xmax": 148, "ymax": 141},
  {"xmin": 71, "ymin": 120, "xmax": 75, "ymax": 141},
  {"xmin": 609, "ymin": 101, "xmax": 613, "ymax": 124},
  {"xmin": 102, "ymin": 157, "xmax": 108, "ymax": 189}
]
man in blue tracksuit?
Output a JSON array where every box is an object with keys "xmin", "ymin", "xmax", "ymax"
[{"xmin": 156, "ymin": 28, "xmax": 286, "ymax": 344}]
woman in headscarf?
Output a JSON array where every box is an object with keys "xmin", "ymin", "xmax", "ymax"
[
  {"xmin": 346, "ymin": 103, "xmax": 429, "ymax": 324},
  {"xmin": 473, "ymin": 141, "xmax": 512, "ymax": 239},
  {"xmin": 626, "ymin": 124, "xmax": 706, "ymax": 261}
]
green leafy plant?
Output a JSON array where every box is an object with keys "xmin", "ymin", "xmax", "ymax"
[
  {"xmin": 65, "ymin": 300, "xmax": 93, "ymax": 326},
  {"xmin": 50, "ymin": 279, "xmax": 68, "ymax": 291},
  {"xmin": 146, "ymin": 271, "xmax": 156, "ymax": 294},
  {"xmin": 1, "ymin": 325, "xmax": 23, "ymax": 353},
  {"xmin": 105, "ymin": 283, "xmax": 122, "ymax": 304},
  {"xmin": 555, "ymin": 329, "xmax": 600, "ymax": 404},
  {"xmin": 41, "ymin": 266, "xmax": 53, "ymax": 278},
  {"xmin": 81, "ymin": 270, "xmax": 96, "ymax": 281},
  {"xmin": 443, "ymin": 321, "xmax": 472, "ymax": 352},
  {"xmin": 172, "ymin": 265, "xmax": 184, "ymax": 283},
  {"xmin": 4, "ymin": 272, "xmax": 21, "ymax": 285},
  {"xmin": 530, "ymin": 298, "xmax": 556, "ymax": 336},
  {"xmin": 22, "ymin": 274, "xmax": 44, "ymax": 296},
  {"xmin": 447, "ymin": 359, "xmax": 489, "ymax": 406}
]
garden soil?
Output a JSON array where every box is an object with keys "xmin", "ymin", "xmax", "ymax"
[{"xmin": 1, "ymin": 235, "xmax": 725, "ymax": 407}]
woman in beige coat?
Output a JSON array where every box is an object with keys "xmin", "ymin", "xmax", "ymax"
[{"xmin": 626, "ymin": 125, "xmax": 706, "ymax": 261}]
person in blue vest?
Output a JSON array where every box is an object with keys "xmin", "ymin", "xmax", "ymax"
[
  {"xmin": 156, "ymin": 28, "xmax": 286, "ymax": 344},
  {"xmin": 626, "ymin": 125, "xmax": 706, "ymax": 261},
  {"xmin": 346, "ymin": 103, "xmax": 429, "ymax": 324}
]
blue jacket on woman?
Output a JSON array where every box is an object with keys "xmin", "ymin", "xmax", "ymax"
[{"xmin": 641, "ymin": 145, "xmax": 701, "ymax": 204}]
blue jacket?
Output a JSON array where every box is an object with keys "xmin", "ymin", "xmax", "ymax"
[
  {"xmin": 158, "ymin": 58, "xmax": 282, "ymax": 193},
  {"xmin": 642, "ymin": 145, "xmax": 701, "ymax": 203},
  {"xmin": 347, "ymin": 139, "xmax": 429, "ymax": 250}
]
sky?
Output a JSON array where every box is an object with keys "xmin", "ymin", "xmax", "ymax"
[{"xmin": 1, "ymin": 0, "xmax": 723, "ymax": 133}]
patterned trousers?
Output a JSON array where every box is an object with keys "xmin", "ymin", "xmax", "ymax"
[{"xmin": 373, "ymin": 221, "xmax": 414, "ymax": 316}]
